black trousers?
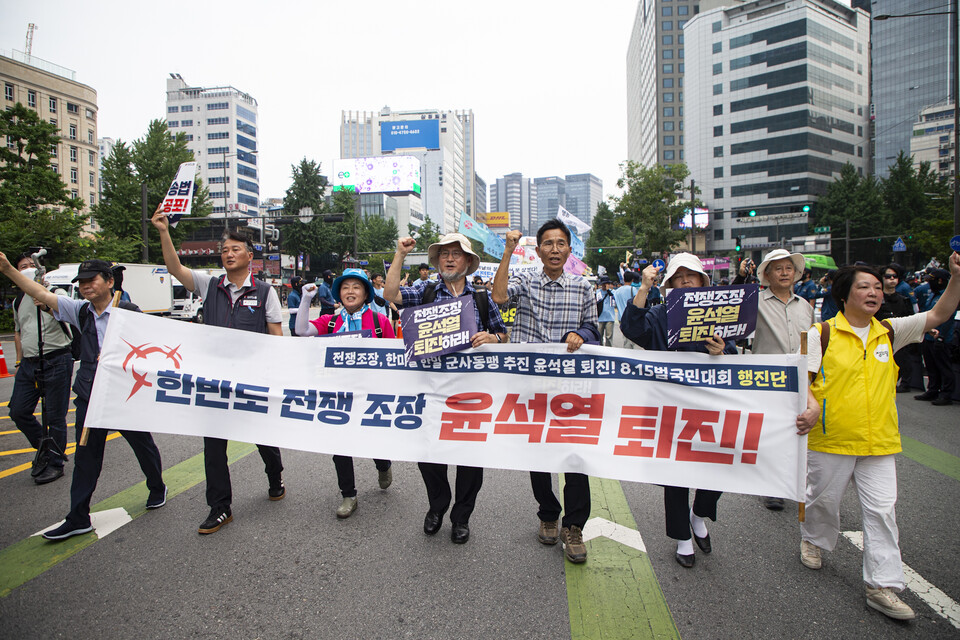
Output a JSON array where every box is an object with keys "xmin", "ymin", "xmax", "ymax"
[
  {"xmin": 418, "ymin": 462, "xmax": 483, "ymax": 524},
  {"xmin": 895, "ymin": 343, "xmax": 917, "ymax": 387},
  {"xmin": 66, "ymin": 398, "xmax": 164, "ymax": 527},
  {"xmin": 664, "ymin": 486, "xmax": 721, "ymax": 541},
  {"xmin": 530, "ymin": 471, "xmax": 591, "ymax": 530},
  {"xmin": 204, "ymin": 437, "xmax": 283, "ymax": 510},
  {"xmin": 333, "ymin": 455, "xmax": 391, "ymax": 498},
  {"xmin": 922, "ymin": 340, "xmax": 955, "ymax": 397}
]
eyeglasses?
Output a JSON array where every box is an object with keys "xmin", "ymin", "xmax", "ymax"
[
  {"xmin": 883, "ymin": 274, "xmax": 898, "ymax": 279},
  {"xmin": 438, "ymin": 249, "xmax": 464, "ymax": 259}
]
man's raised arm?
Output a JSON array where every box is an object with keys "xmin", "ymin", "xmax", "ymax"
[
  {"xmin": 0, "ymin": 253, "xmax": 60, "ymax": 312},
  {"xmin": 151, "ymin": 204, "xmax": 196, "ymax": 292},
  {"xmin": 492, "ymin": 230, "xmax": 521, "ymax": 305},
  {"xmin": 384, "ymin": 237, "xmax": 417, "ymax": 305}
]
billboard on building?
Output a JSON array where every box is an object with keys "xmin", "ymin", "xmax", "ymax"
[
  {"xmin": 678, "ymin": 207, "xmax": 710, "ymax": 230},
  {"xmin": 380, "ymin": 120, "xmax": 440, "ymax": 151},
  {"xmin": 480, "ymin": 211, "xmax": 510, "ymax": 228},
  {"xmin": 333, "ymin": 156, "xmax": 421, "ymax": 195}
]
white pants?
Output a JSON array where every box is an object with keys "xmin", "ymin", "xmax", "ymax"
[{"xmin": 801, "ymin": 450, "xmax": 904, "ymax": 590}]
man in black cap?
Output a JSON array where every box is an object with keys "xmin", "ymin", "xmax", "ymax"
[
  {"xmin": 0, "ymin": 254, "xmax": 166, "ymax": 540},
  {"xmin": 317, "ymin": 270, "xmax": 338, "ymax": 316}
]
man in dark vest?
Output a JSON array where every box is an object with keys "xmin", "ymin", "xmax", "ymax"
[
  {"xmin": 154, "ymin": 209, "xmax": 286, "ymax": 534},
  {"xmin": 384, "ymin": 233, "xmax": 508, "ymax": 545},
  {"xmin": 0, "ymin": 254, "xmax": 166, "ymax": 540}
]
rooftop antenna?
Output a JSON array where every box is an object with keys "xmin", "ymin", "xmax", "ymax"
[{"xmin": 25, "ymin": 23, "xmax": 37, "ymax": 57}]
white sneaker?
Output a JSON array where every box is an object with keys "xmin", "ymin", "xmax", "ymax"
[
  {"xmin": 800, "ymin": 540, "xmax": 821, "ymax": 569},
  {"xmin": 866, "ymin": 586, "xmax": 915, "ymax": 620},
  {"xmin": 336, "ymin": 496, "xmax": 358, "ymax": 519}
]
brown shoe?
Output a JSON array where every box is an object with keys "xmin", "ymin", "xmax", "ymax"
[
  {"xmin": 560, "ymin": 525, "xmax": 587, "ymax": 563},
  {"xmin": 538, "ymin": 519, "xmax": 559, "ymax": 545}
]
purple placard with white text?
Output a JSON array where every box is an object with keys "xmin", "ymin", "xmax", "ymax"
[
  {"xmin": 401, "ymin": 297, "xmax": 477, "ymax": 362},
  {"xmin": 666, "ymin": 285, "xmax": 759, "ymax": 349}
]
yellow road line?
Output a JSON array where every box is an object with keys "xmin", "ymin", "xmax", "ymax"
[{"xmin": 0, "ymin": 433, "xmax": 119, "ymax": 479}]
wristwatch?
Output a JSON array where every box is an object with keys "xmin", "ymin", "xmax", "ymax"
[{"xmin": 495, "ymin": 334, "xmax": 502, "ymax": 343}]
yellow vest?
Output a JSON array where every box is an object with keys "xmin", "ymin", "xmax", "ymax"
[{"xmin": 809, "ymin": 313, "xmax": 901, "ymax": 456}]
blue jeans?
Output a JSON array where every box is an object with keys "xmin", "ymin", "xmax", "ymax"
[{"xmin": 9, "ymin": 350, "xmax": 73, "ymax": 467}]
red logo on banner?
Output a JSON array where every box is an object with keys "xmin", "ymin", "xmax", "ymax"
[{"xmin": 121, "ymin": 339, "xmax": 183, "ymax": 400}]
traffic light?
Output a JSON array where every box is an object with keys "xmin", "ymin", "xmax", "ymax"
[
  {"xmin": 598, "ymin": 247, "xmax": 604, "ymax": 253},
  {"xmin": 735, "ymin": 236, "xmax": 743, "ymax": 252},
  {"xmin": 748, "ymin": 209, "xmax": 757, "ymax": 217},
  {"xmin": 802, "ymin": 204, "xmax": 811, "ymax": 213}
]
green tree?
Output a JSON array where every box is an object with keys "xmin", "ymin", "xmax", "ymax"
[
  {"xmin": 611, "ymin": 161, "xmax": 690, "ymax": 256},
  {"xmin": 584, "ymin": 200, "xmax": 630, "ymax": 275},
  {"xmin": 0, "ymin": 103, "xmax": 87, "ymax": 265},
  {"xmin": 281, "ymin": 158, "xmax": 329, "ymax": 266},
  {"xmin": 359, "ymin": 215, "xmax": 399, "ymax": 253},
  {"xmin": 882, "ymin": 153, "xmax": 951, "ymax": 267},
  {"xmin": 409, "ymin": 215, "xmax": 441, "ymax": 251},
  {"xmin": 813, "ymin": 163, "xmax": 885, "ymax": 266},
  {"xmin": 93, "ymin": 119, "xmax": 210, "ymax": 261}
]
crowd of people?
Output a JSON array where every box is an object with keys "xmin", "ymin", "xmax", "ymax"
[{"xmin": 4, "ymin": 205, "xmax": 959, "ymax": 622}]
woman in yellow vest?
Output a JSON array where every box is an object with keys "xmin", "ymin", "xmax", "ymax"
[{"xmin": 796, "ymin": 255, "xmax": 960, "ymax": 621}]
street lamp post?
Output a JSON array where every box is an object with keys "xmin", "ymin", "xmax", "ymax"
[{"xmin": 875, "ymin": 2, "xmax": 960, "ymax": 236}]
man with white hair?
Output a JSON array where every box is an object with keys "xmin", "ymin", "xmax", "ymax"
[
  {"xmin": 384, "ymin": 233, "xmax": 508, "ymax": 545},
  {"xmin": 735, "ymin": 249, "xmax": 814, "ymax": 510}
]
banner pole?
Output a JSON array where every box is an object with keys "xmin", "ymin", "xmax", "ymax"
[{"xmin": 798, "ymin": 330, "xmax": 807, "ymax": 523}]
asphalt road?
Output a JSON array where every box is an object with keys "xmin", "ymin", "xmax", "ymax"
[{"xmin": 0, "ymin": 316, "xmax": 958, "ymax": 639}]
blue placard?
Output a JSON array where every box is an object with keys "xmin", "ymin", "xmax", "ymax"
[
  {"xmin": 652, "ymin": 259, "xmax": 666, "ymax": 270},
  {"xmin": 950, "ymin": 235, "xmax": 960, "ymax": 252},
  {"xmin": 892, "ymin": 237, "xmax": 906, "ymax": 252}
]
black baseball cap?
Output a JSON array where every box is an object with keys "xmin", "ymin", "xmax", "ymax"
[{"xmin": 72, "ymin": 259, "xmax": 114, "ymax": 282}]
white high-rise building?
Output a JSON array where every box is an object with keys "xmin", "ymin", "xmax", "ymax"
[
  {"xmin": 165, "ymin": 74, "xmax": 260, "ymax": 217},
  {"xmin": 685, "ymin": 0, "xmax": 870, "ymax": 257},
  {"xmin": 341, "ymin": 106, "xmax": 472, "ymax": 234}
]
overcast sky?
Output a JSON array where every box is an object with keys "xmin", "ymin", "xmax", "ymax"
[{"xmin": 2, "ymin": 0, "xmax": 636, "ymax": 208}]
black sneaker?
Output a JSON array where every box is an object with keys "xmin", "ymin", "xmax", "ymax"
[
  {"xmin": 43, "ymin": 520, "xmax": 94, "ymax": 541},
  {"xmin": 198, "ymin": 507, "xmax": 233, "ymax": 534},
  {"xmin": 268, "ymin": 479, "xmax": 285, "ymax": 501},
  {"xmin": 146, "ymin": 485, "xmax": 168, "ymax": 509},
  {"xmin": 34, "ymin": 465, "xmax": 65, "ymax": 485}
]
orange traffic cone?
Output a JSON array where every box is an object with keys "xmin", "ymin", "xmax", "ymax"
[{"xmin": 0, "ymin": 341, "xmax": 12, "ymax": 378}]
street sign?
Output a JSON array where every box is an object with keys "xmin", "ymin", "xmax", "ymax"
[
  {"xmin": 814, "ymin": 226, "xmax": 831, "ymax": 233},
  {"xmin": 652, "ymin": 259, "xmax": 665, "ymax": 270},
  {"xmin": 892, "ymin": 237, "xmax": 907, "ymax": 252},
  {"xmin": 950, "ymin": 235, "xmax": 960, "ymax": 252}
]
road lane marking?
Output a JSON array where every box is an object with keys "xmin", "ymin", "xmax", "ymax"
[
  {"xmin": 35, "ymin": 508, "xmax": 132, "ymax": 539},
  {"xmin": 0, "ymin": 441, "xmax": 257, "ymax": 597},
  {"xmin": 563, "ymin": 475, "xmax": 679, "ymax": 640},
  {"xmin": 842, "ymin": 531, "xmax": 960, "ymax": 628},
  {"xmin": 0, "ymin": 433, "xmax": 121, "ymax": 479},
  {"xmin": 900, "ymin": 436, "xmax": 960, "ymax": 483}
]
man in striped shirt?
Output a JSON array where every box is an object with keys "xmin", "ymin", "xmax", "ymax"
[{"xmin": 492, "ymin": 219, "xmax": 600, "ymax": 564}]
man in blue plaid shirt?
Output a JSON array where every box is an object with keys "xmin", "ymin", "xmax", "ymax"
[
  {"xmin": 492, "ymin": 219, "xmax": 599, "ymax": 564},
  {"xmin": 384, "ymin": 233, "xmax": 508, "ymax": 546}
]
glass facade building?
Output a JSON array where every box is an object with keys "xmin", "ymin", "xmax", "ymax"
[
  {"xmin": 685, "ymin": 0, "xmax": 870, "ymax": 258},
  {"xmin": 873, "ymin": 0, "xmax": 957, "ymax": 179}
]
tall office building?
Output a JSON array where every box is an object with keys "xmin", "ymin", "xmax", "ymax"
[
  {"xmin": 1, "ymin": 50, "xmax": 99, "ymax": 216},
  {"xmin": 626, "ymin": 0, "xmax": 700, "ymax": 167},
  {"xmin": 456, "ymin": 110, "xmax": 478, "ymax": 215},
  {"xmin": 564, "ymin": 174, "xmax": 604, "ymax": 227},
  {"xmin": 534, "ymin": 176, "xmax": 565, "ymax": 230},
  {"xmin": 165, "ymin": 74, "xmax": 260, "ymax": 217},
  {"xmin": 910, "ymin": 103, "xmax": 957, "ymax": 182},
  {"xmin": 685, "ymin": 0, "xmax": 870, "ymax": 256},
  {"xmin": 474, "ymin": 173, "xmax": 487, "ymax": 215},
  {"xmin": 490, "ymin": 172, "xmax": 536, "ymax": 235},
  {"xmin": 873, "ymin": 0, "xmax": 956, "ymax": 179},
  {"xmin": 341, "ymin": 107, "xmax": 472, "ymax": 234}
]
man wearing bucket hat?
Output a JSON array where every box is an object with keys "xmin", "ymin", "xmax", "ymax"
[
  {"xmin": 296, "ymin": 269, "xmax": 395, "ymax": 518},
  {"xmin": 735, "ymin": 249, "xmax": 814, "ymax": 511},
  {"xmin": 621, "ymin": 253, "xmax": 737, "ymax": 568},
  {"xmin": 384, "ymin": 233, "xmax": 508, "ymax": 544}
]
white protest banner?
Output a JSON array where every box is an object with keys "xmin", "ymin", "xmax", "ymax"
[
  {"xmin": 86, "ymin": 311, "xmax": 807, "ymax": 500},
  {"xmin": 557, "ymin": 205, "xmax": 591, "ymax": 235},
  {"xmin": 160, "ymin": 161, "xmax": 198, "ymax": 226}
]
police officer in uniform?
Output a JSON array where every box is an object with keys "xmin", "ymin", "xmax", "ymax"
[
  {"xmin": 0, "ymin": 255, "xmax": 166, "ymax": 540},
  {"xmin": 153, "ymin": 208, "xmax": 286, "ymax": 534}
]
